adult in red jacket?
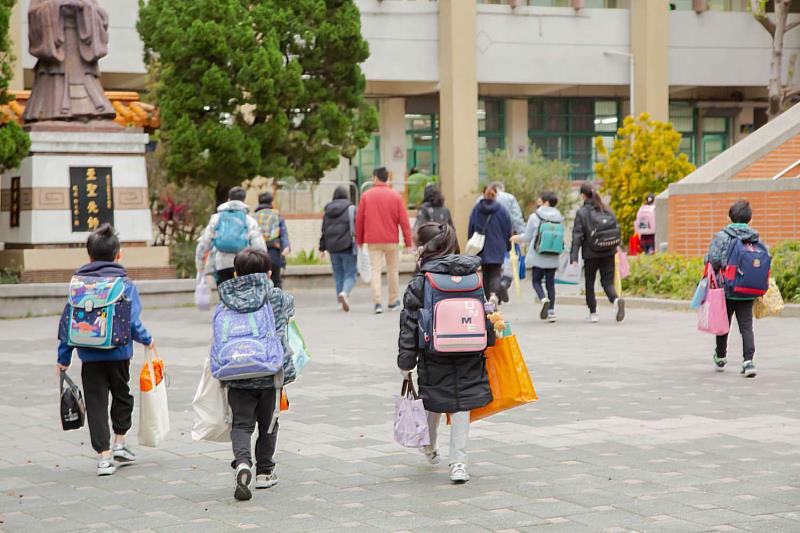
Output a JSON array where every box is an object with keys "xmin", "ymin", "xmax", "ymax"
[{"xmin": 356, "ymin": 167, "xmax": 413, "ymax": 314}]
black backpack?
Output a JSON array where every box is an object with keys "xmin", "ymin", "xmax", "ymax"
[
  {"xmin": 586, "ymin": 207, "xmax": 621, "ymax": 252},
  {"xmin": 60, "ymin": 371, "xmax": 86, "ymax": 431}
]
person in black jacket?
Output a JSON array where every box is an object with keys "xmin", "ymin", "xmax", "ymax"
[
  {"xmin": 414, "ymin": 184, "xmax": 454, "ymax": 239},
  {"xmin": 570, "ymin": 183, "xmax": 625, "ymax": 323},
  {"xmin": 398, "ymin": 223, "xmax": 492, "ymax": 484},
  {"xmin": 319, "ymin": 187, "xmax": 357, "ymax": 312}
]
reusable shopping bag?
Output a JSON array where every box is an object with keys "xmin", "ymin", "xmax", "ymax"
[
  {"xmin": 617, "ymin": 249, "xmax": 630, "ymax": 279},
  {"xmin": 194, "ymin": 273, "xmax": 211, "ymax": 311},
  {"xmin": 287, "ymin": 321, "xmax": 311, "ymax": 378},
  {"xmin": 191, "ymin": 357, "xmax": 231, "ymax": 443},
  {"xmin": 138, "ymin": 347, "xmax": 170, "ymax": 447},
  {"xmin": 60, "ymin": 371, "xmax": 85, "ymax": 431},
  {"xmin": 689, "ymin": 277, "xmax": 709, "ymax": 310},
  {"xmin": 509, "ymin": 245, "xmax": 522, "ymax": 297},
  {"xmin": 697, "ymin": 271, "xmax": 730, "ymax": 336},
  {"xmin": 394, "ymin": 378, "xmax": 430, "ymax": 448},
  {"xmin": 517, "ymin": 243, "xmax": 526, "ymax": 281},
  {"xmin": 357, "ymin": 245, "xmax": 371, "ymax": 284},
  {"xmin": 754, "ymin": 278, "xmax": 785, "ymax": 319},
  {"xmin": 555, "ymin": 251, "xmax": 581, "ymax": 285},
  {"xmin": 465, "ymin": 215, "xmax": 493, "ymax": 256},
  {"xmin": 280, "ymin": 389, "xmax": 289, "ymax": 412},
  {"xmin": 470, "ymin": 335, "xmax": 537, "ymax": 422}
]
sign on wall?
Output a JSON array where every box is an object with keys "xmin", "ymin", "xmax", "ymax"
[
  {"xmin": 69, "ymin": 167, "xmax": 114, "ymax": 232},
  {"xmin": 9, "ymin": 177, "xmax": 20, "ymax": 228}
]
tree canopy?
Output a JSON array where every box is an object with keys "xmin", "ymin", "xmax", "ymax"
[
  {"xmin": 137, "ymin": 0, "xmax": 377, "ymax": 195},
  {"xmin": 0, "ymin": 0, "xmax": 30, "ymax": 172}
]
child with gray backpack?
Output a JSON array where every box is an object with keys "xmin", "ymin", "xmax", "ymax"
[{"xmin": 211, "ymin": 248, "xmax": 294, "ymax": 501}]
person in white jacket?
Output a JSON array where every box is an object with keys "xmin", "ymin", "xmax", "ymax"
[{"xmin": 195, "ymin": 187, "xmax": 266, "ymax": 284}]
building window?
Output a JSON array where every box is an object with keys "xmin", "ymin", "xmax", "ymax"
[
  {"xmin": 528, "ymin": 98, "xmax": 620, "ymax": 181},
  {"xmin": 479, "ymin": 98, "xmax": 505, "ymax": 178},
  {"xmin": 669, "ymin": 101, "xmax": 696, "ymax": 164},
  {"xmin": 701, "ymin": 116, "xmax": 729, "ymax": 164},
  {"xmin": 354, "ymin": 134, "xmax": 381, "ymax": 187},
  {"xmin": 406, "ymin": 113, "xmax": 439, "ymax": 176}
]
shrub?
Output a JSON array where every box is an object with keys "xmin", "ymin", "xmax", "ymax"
[
  {"xmin": 287, "ymin": 249, "xmax": 324, "ymax": 266},
  {"xmin": 772, "ymin": 241, "xmax": 800, "ymax": 303},
  {"xmin": 0, "ymin": 268, "xmax": 20, "ymax": 284}
]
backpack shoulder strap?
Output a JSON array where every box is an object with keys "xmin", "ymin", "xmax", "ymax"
[
  {"xmin": 247, "ymin": 312, "xmax": 259, "ymax": 337},
  {"xmin": 221, "ymin": 312, "xmax": 232, "ymax": 343}
]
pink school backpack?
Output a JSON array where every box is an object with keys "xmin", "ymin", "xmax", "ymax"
[
  {"xmin": 636, "ymin": 205, "xmax": 656, "ymax": 236},
  {"xmin": 418, "ymin": 272, "xmax": 489, "ymax": 355}
]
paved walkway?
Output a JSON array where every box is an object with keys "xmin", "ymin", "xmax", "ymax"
[{"xmin": 1, "ymin": 286, "xmax": 799, "ymax": 533}]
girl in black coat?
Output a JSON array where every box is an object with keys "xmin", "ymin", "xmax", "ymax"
[{"xmin": 398, "ymin": 223, "xmax": 492, "ymax": 484}]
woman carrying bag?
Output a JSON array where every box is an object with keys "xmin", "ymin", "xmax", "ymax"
[{"xmin": 467, "ymin": 184, "xmax": 512, "ymax": 306}]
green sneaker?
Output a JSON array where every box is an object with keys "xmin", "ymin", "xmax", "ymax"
[{"xmin": 713, "ymin": 352, "xmax": 727, "ymax": 372}]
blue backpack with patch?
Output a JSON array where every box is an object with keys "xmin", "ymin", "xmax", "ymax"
[
  {"xmin": 723, "ymin": 238, "xmax": 770, "ymax": 298},
  {"xmin": 213, "ymin": 210, "xmax": 249, "ymax": 254},
  {"xmin": 210, "ymin": 303, "xmax": 284, "ymax": 381},
  {"xmin": 59, "ymin": 276, "xmax": 131, "ymax": 349}
]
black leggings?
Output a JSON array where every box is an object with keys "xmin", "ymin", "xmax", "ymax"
[
  {"xmin": 716, "ymin": 299, "xmax": 755, "ymax": 362},
  {"xmin": 482, "ymin": 264, "xmax": 505, "ymax": 302},
  {"xmin": 584, "ymin": 256, "xmax": 618, "ymax": 314}
]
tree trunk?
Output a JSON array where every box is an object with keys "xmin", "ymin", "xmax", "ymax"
[
  {"xmin": 215, "ymin": 183, "xmax": 230, "ymax": 207},
  {"xmin": 768, "ymin": 1, "xmax": 790, "ymax": 120}
]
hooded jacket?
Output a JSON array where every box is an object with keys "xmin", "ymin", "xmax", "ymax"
[
  {"xmin": 570, "ymin": 200, "xmax": 617, "ymax": 262},
  {"xmin": 398, "ymin": 255, "xmax": 493, "ymax": 414},
  {"xmin": 319, "ymin": 198, "xmax": 356, "ymax": 254},
  {"xmin": 468, "ymin": 199, "xmax": 512, "ymax": 265},
  {"xmin": 215, "ymin": 273, "xmax": 295, "ymax": 390},
  {"xmin": 521, "ymin": 206, "xmax": 566, "ymax": 270},
  {"xmin": 195, "ymin": 200, "xmax": 266, "ymax": 273},
  {"xmin": 57, "ymin": 262, "xmax": 151, "ymax": 366},
  {"xmin": 705, "ymin": 224, "xmax": 764, "ymax": 300}
]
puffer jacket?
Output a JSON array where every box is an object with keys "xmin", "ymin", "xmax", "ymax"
[
  {"xmin": 215, "ymin": 273, "xmax": 295, "ymax": 390},
  {"xmin": 319, "ymin": 199, "xmax": 355, "ymax": 254},
  {"xmin": 521, "ymin": 206, "xmax": 565, "ymax": 270},
  {"xmin": 398, "ymin": 255, "xmax": 493, "ymax": 414}
]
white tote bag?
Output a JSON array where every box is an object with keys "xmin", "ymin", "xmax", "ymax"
[
  {"xmin": 191, "ymin": 357, "xmax": 231, "ymax": 443},
  {"xmin": 357, "ymin": 245, "xmax": 371, "ymax": 284},
  {"xmin": 138, "ymin": 348, "xmax": 170, "ymax": 447},
  {"xmin": 555, "ymin": 251, "xmax": 582, "ymax": 285},
  {"xmin": 465, "ymin": 214, "xmax": 493, "ymax": 256},
  {"xmin": 194, "ymin": 273, "xmax": 211, "ymax": 311}
]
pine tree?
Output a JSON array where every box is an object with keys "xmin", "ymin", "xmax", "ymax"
[{"xmin": 0, "ymin": 0, "xmax": 30, "ymax": 172}]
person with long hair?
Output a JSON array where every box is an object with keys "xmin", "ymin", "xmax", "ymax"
[
  {"xmin": 319, "ymin": 186, "xmax": 357, "ymax": 311},
  {"xmin": 414, "ymin": 184, "xmax": 454, "ymax": 236},
  {"xmin": 570, "ymin": 183, "xmax": 626, "ymax": 323},
  {"xmin": 468, "ymin": 184, "xmax": 513, "ymax": 306},
  {"xmin": 397, "ymin": 223, "xmax": 492, "ymax": 484}
]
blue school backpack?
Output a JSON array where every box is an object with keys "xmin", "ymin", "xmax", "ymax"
[
  {"xmin": 534, "ymin": 214, "xmax": 565, "ymax": 255},
  {"xmin": 723, "ymin": 238, "xmax": 770, "ymax": 298},
  {"xmin": 60, "ymin": 276, "xmax": 131, "ymax": 349},
  {"xmin": 418, "ymin": 272, "xmax": 489, "ymax": 355},
  {"xmin": 213, "ymin": 210, "xmax": 249, "ymax": 254},
  {"xmin": 210, "ymin": 303, "xmax": 284, "ymax": 381}
]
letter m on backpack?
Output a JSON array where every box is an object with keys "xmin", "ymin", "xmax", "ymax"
[{"xmin": 418, "ymin": 273, "xmax": 488, "ymax": 355}]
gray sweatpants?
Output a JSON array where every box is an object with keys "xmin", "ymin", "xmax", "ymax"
[{"xmin": 425, "ymin": 411, "xmax": 470, "ymax": 465}]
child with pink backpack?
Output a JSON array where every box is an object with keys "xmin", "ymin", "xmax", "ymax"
[
  {"xmin": 397, "ymin": 223, "xmax": 494, "ymax": 484},
  {"xmin": 634, "ymin": 193, "xmax": 657, "ymax": 254}
]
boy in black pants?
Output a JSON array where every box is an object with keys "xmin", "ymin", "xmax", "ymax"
[{"xmin": 57, "ymin": 224, "xmax": 154, "ymax": 475}]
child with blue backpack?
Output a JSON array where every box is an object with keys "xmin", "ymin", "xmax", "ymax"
[
  {"xmin": 512, "ymin": 191, "xmax": 565, "ymax": 322},
  {"xmin": 212, "ymin": 248, "xmax": 294, "ymax": 501},
  {"xmin": 398, "ymin": 223, "xmax": 493, "ymax": 484},
  {"xmin": 56, "ymin": 224, "xmax": 154, "ymax": 476},
  {"xmin": 706, "ymin": 200, "xmax": 770, "ymax": 378}
]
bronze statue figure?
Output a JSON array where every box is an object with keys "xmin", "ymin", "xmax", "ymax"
[{"xmin": 23, "ymin": 0, "xmax": 116, "ymax": 123}]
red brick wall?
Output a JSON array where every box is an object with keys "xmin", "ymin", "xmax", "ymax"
[
  {"xmin": 732, "ymin": 133, "xmax": 800, "ymax": 180},
  {"xmin": 668, "ymin": 190, "xmax": 800, "ymax": 256}
]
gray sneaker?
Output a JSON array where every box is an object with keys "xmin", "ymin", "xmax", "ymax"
[
  {"xmin": 449, "ymin": 463, "xmax": 469, "ymax": 484},
  {"xmin": 97, "ymin": 457, "xmax": 115, "ymax": 476},
  {"xmin": 614, "ymin": 298, "xmax": 626, "ymax": 323},
  {"xmin": 374, "ymin": 304, "xmax": 384, "ymax": 315},
  {"xmin": 388, "ymin": 300, "xmax": 402, "ymax": 312},
  {"xmin": 741, "ymin": 361, "xmax": 757, "ymax": 378},
  {"xmin": 234, "ymin": 463, "xmax": 253, "ymax": 501},
  {"xmin": 111, "ymin": 443, "xmax": 136, "ymax": 464},
  {"xmin": 255, "ymin": 472, "xmax": 278, "ymax": 489}
]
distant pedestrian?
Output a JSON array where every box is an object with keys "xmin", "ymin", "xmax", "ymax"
[
  {"xmin": 635, "ymin": 193, "xmax": 657, "ymax": 254},
  {"xmin": 355, "ymin": 167, "xmax": 413, "ymax": 315},
  {"xmin": 570, "ymin": 183, "xmax": 625, "ymax": 323},
  {"xmin": 255, "ymin": 193, "xmax": 291, "ymax": 289},
  {"xmin": 706, "ymin": 200, "xmax": 769, "ymax": 378},
  {"xmin": 485, "ymin": 182, "xmax": 526, "ymax": 235},
  {"xmin": 414, "ymin": 184, "xmax": 453, "ymax": 238},
  {"xmin": 468, "ymin": 184, "xmax": 512, "ymax": 306},
  {"xmin": 512, "ymin": 191, "xmax": 565, "ymax": 322},
  {"xmin": 319, "ymin": 186, "xmax": 357, "ymax": 312},
  {"xmin": 196, "ymin": 187, "xmax": 266, "ymax": 284}
]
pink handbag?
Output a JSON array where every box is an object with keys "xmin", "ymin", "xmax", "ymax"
[
  {"xmin": 697, "ymin": 270, "xmax": 730, "ymax": 336},
  {"xmin": 393, "ymin": 379, "xmax": 430, "ymax": 448},
  {"xmin": 617, "ymin": 249, "xmax": 630, "ymax": 279}
]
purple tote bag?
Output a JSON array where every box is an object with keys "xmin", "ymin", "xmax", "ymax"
[
  {"xmin": 697, "ymin": 271, "xmax": 730, "ymax": 336},
  {"xmin": 394, "ymin": 378, "xmax": 430, "ymax": 448}
]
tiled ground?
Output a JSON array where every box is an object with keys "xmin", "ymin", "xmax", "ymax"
[{"xmin": 1, "ymin": 285, "xmax": 798, "ymax": 532}]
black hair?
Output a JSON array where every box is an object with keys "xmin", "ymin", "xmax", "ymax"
[
  {"xmin": 416, "ymin": 222, "xmax": 460, "ymax": 265},
  {"xmin": 580, "ymin": 183, "xmax": 607, "ymax": 212},
  {"xmin": 228, "ymin": 186, "xmax": 247, "ymax": 202},
  {"xmin": 258, "ymin": 192, "xmax": 274, "ymax": 206},
  {"xmin": 234, "ymin": 248, "xmax": 272, "ymax": 276},
  {"xmin": 86, "ymin": 223, "xmax": 120, "ymax": 262},
  {"xmin": 373, "ymin": 167, "xmax": 389, "ymax": 183},
  {"xmin": 646, "ymin": 193, "xmax": 655, "ymax": 205},
  {"xmin": 539, "ymin": 191, "xmax": 558, "ymax": 208},
  {"xmin": 729, "ymin": 200, "xmax": 752, "ymax": 224},
  {"xmin": 423, "ymin": 184, "xmax": 445, "ymax": 207},
  {"xmin": 332, "ymin": 186, "xmax": 349, "ymax": 201}
]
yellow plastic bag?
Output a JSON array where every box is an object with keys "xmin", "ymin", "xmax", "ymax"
[
  {"xmin": 754, "ymin": 278, "xmax": 785, "ymax": 319},
  {"xmin": 470, "ymin": 335, "xmax": 538, "ymax": 422},
  {"xmin": 510, "ymin": 246, "xmax": 521, "ymax": 298},
  {"xmin": 614, "ymin": 253, "xmax": 622, "ymax": 298}
]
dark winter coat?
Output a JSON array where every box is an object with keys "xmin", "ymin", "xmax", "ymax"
[
  {"xmin": 398, "ymin": 255, "xmax": 493, "ymax": 414},
  {"xmin": 570, "ymin": 200, "xmax": 616, "ymax": 262},
  {"xmin": 319, "ymin": 199, "xmax": 356, "ymax": 254},
  {"xmin": 468, "ymin": 199, "xmax": 512, "ymax": 265},
  {"xmin": 414, "ymin": 203, "xmax": 454, "ymax": 232},
  {"xmin": 705, "ymin": 224, "xmax": 763, "ymax": 298}
]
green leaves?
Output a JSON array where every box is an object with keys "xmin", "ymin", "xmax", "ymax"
[{"xmin": 0, "ymin": 0, "xmax": 30, "ymax": 172}]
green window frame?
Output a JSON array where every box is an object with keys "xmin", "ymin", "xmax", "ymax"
[
  {"xmin": 479, "ymin": 98, "xmax": 506, "ymax": 178},
  {"xmin": 406, "ymin": 113, "xmax": 439, "ymax": 176},
  {"xmin": 700, "ymin": 116, "xmax": 730, "ymax": 165},
  {"xmin": 669, "ymin": 101, "xmax": 697, "ymax": 165},
  {"xmin": 354, "ymin": 133, "xmax": 381, "ymax": 188}
]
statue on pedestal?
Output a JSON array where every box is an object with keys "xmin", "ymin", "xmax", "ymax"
[{"xmin": 23, "ymin": 0, "xmax": 116, "ymax": 123}]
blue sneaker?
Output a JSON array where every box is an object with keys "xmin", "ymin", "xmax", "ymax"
[
  {"xmin": 741, "ymin": 361, "xmax": 757, "ymax": 378},
  {"xmin": 713, "ymin": 352, "xmax": 727, "ymax": 372}
]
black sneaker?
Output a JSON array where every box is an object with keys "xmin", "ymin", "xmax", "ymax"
[
  {"xmin": 713, "ymin": 352, "xmax": 727, "ymax": 372},
  {"xmin": 741, "ymin": 361, "xmax": 757, "ymax": 378},
  {"xmin": 539, "ymin": 298, "xmax": 550, "ymax": 320},
  {"xmin": 614, "ymin": 298, "xmax": 626, "ymax": 323},
  {"xmin": 374, "ymin": 304, "xmax": 384, "ymax": 315},
  {"xmin": 388, "ymin": 300, "xmax": 402, "ymax": 312}
]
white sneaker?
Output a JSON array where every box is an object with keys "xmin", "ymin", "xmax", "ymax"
[
  {"xmin": 338, "ymin": 292, "xmax": 350, "ymax": 312},
  {"xmin": 449, "ymin": 463, "xmax": 469, "ymax": 484},
  {"xmin": 97, "ymin": 457, "xmax": 115, "ymax": 476},
  {"xmin": 234, "ymin": 463, "xmax": 253, "ymax": 501},
  {"xmin": 489, "ymin": 294, "xmax": 499, "ymax": 307},
  {"xmin": 111, "ymin": 442, "xmax": 136, "ymax": 464},
  {"xmin": 588, "ymin": 313, "xmax": 600, "ymax": 323},
  {"xmin": 421, "ymin": 446, "xmax": 441, "ymax": 465},
  {"xmin": 255, "ymin": 472, "xmax": 278, "ymax": 489},
  {"xmin": 539, "ymin": 298, "xmax": 550, "ymax": 320}
]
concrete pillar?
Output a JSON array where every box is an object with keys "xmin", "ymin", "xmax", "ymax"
[
  {"xmin": 439, "ymin": 0, "xmax": 478, "ymax": 245},
  {"xmin": 630, "ymin": 1, "xmax": 669, "ymax": 121},
  {"xmin": 505, "ymin": 99, "xmax": 529, "ymax": 160},
  {"xmin": 379, "ymin": 98, "xmax": 407, "ymax": 188},
  {"xmin": 9, "ymin": 2, "xmax": 24, "ymax": 91}
]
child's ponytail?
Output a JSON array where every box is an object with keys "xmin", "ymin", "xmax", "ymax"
[{"xmin": 416, "ymin": 223, "xmax": 460, "ymax": 266}]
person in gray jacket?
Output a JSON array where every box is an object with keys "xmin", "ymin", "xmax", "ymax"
[{"xmin": 512, "ymin": 191, "xmax": 565, "ymax": 322}]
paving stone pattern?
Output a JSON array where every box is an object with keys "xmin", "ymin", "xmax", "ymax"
[{"xmin": 0, "ymin": 286, "xmax": 799, "ymax": 532}]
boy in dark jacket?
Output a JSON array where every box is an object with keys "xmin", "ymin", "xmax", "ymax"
[
  {"xmin": 398, "ymin": 223, "xmax": 493, "ymax": 484},
  {"xmin": 56, "ymin": 224, "xmax": 154, "ymax": 476},
  {"xmin": 216, "ymin": 248, "xmax": 294, "ymax": 501},
  {"xmin": 706, "ymin": 200, "xmax": 761, "ymax": 378}
]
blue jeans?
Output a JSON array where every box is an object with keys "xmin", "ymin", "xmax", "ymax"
[
  {"xmin": 532, "ymin": 267, "xmax": 556, "ymax": 311},
  {"xmin": 330, "ymin": 252, "xmax": 357, "ymax": 296}
]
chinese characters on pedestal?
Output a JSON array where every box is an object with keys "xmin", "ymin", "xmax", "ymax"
[{"xmin": 70, "ymin": 167, "xmax": 113, "ymax": 232}]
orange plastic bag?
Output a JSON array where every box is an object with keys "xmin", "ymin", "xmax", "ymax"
[
  {"xmin": 470, "ymin": 335, "xmax": 537, "ymax": 422},
  {"xmin": 280, "ymin": 389, "xmax": 289, "ymax": 412},
  {"xmin": 140, "ymin": 348, "xmax": 165, "ymax": 393}
]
